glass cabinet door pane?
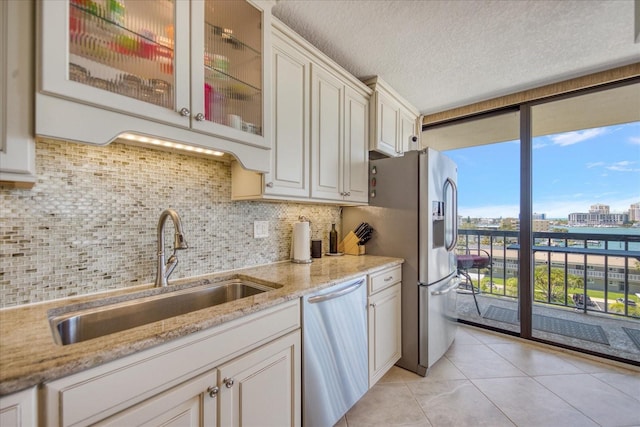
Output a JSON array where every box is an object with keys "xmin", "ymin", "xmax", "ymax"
[
  {"xmin": 68, "ymin": 0, "xmax": 175, "ymax": 109},
  {"xmin": 204, "ymin": 0, "xmax": 262, "ymax": 136}
]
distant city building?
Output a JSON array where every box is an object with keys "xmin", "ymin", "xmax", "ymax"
[
  {"xmin": 589, "ymin": 204, "xmax": 610, "ymax": 214},
  {"xmin": 532, "ymin": 220, "xmax": 550, "ymax": 232},
  {"xmin": 501, "ymin": 217, "xmax": 519, "ymax": 229},
  {"xmin": 568, "ymin": 209, "xmax": 628, "ymax": 226},
  {"xmin": 532, "ymin": 213, "xmax": 546, "ymax": 220},
  {"xmin": 629, "ymin": 202, "xmax": 640, "ymax": 222}
]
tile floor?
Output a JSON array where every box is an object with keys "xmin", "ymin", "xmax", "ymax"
[{"xmin": 336, "ymin": 324, "xmax": 640, "ymax": 427}]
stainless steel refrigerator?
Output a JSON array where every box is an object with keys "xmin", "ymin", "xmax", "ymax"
[{"xmin": 343, "ymin": 148, "xmax": 459, "ymax": 376}]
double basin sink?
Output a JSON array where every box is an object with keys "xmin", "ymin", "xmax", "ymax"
[{"xmin": 48, "ymin": 277, "xmax": 279, "ymax": 346}]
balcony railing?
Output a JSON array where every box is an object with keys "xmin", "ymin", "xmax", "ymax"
[{"xmin": 457, "ymin": 228, "xmax": 640, "ymax": 319}]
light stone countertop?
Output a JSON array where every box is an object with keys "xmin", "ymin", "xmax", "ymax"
[{"xmin": 0, "ymin": 255, "xmax": 403, "ymax": 396}]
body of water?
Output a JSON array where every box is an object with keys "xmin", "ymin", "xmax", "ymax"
[
  {"xmin": 560, "ymin": 226, "xmax": 640, "ymax": 250},
  {"xmin": 565, "ymin": 226, "xmax": 640, "ymax": 236}
]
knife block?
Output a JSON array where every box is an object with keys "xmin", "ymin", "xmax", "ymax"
[{"xmin": 338, "ymin": 231, "xmax": 366, "ymax": 255}]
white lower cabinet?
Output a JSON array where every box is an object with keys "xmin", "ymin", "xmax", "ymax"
[
  {"xmin": 96, "ymin": 331, "xmax": 300, "ymax": 427},
  {"xmin": 218, "ymin": 331, "xmax": 300, "ymax": 427},
  {"xmin": 95, "ymin": 371, "xmax": 218, "ymax": 427},
  {"xmin": 368, "ymin": 265, "xmax": 402, "ymax": 386},
  {"xmin": 0, "ymin": 387, "xmax": 37, "ymax": 427},
  {"xmin": 43, "ymin": 300, "xmax": 301, "ymax": 427}
]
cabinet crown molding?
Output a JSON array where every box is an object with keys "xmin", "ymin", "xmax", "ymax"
[{"xmin": 364, "ymin": 76, "xmax": 419, "ymax": 116}]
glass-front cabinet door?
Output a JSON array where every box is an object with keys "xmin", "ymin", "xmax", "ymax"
[
  {"xmin": 190, "ymin": 0, "xmax": 269, "ymax": 148},
  {"xmin": 39, "ymin": 0, "xmax": 270, "ymax": 147},
  {"xmin": 40, "ymin": 0, "xmax": 190, "ymax": 127}
]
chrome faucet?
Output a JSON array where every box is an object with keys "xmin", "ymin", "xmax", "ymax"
[{"xmin": 155, "ymin": 209, "xmax": 188, "ymax": 287}]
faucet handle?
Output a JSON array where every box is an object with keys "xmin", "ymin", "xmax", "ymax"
[{"xmin": 165, "ymin": 254, "xmax": 178, "ymax": 277}]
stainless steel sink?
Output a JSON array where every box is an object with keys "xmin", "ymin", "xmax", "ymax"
[{"xmin": 49, "ymin": 279, "xmax": 276, "ymax": 346}]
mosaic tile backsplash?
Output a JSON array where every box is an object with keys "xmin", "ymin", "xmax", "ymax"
[{"xmin": 0, "ymin": 140, "xmax": 342, "ymax": 307}]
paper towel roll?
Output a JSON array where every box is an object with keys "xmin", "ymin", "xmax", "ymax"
[{"xmin": 291, "ymin": 221, "xmax": 311, "ymax": 263}]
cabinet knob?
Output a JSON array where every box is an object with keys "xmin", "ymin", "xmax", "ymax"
[
  {"xmin": 207, "ymin": 386, "xmax": 219, "ymax": 398},
  {"xmin": 224, "ymin": 377, "xmax": 235, "ymax": 388},
  {"xmin": 345, "ymin": 192, "xmax": 351, "ymax": 197},
  {"xmin": 265, "ymin": 182, "xmax": 274, "ymax": 188},
  {"xmin": 195, "ymin": 113, "xmax": 205, "ymax": 121},
  {"xmin": 370, "ymin": 303, "xmax": 377, "ymax": 308},
  {"xmin": 179, "ymin": 107, "xmax": 191, "ymax": 117}
]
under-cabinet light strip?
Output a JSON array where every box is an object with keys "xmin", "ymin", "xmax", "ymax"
[{"xmin": 120, "ymin": 133, "xmax": 225, "ymax": 157}]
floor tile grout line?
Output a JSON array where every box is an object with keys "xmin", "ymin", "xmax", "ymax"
[
  {"xmin": 585, "ymin": 371, "xmax": 640, "ymax": 404},
  {"xmin": 345, "ymin": 325, "xmax": 636, "ymax": 427},
  {"xmin": 406, "ymin": 380, "xmax": 435, "ymax": 427},
  {"xmin": 528, "ymin": 373, "xmax": 606, "ymax": 427},
  {"xmin": 461, "ymin": 324, "xmax": 640, "ymax": 374},
  {"xmin": 465, "ymin": 328, "xmax": 607, "ymax": 427},
  {"xmin": 446, "ymin": 337, "xmax": 523, "ymax": 426},
  {"xmin": 466, "ymin": 378, "xmax": 522, "ymax": 427}
]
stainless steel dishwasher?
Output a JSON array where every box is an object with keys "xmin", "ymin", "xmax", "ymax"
[{"xmin": 302, "ymin": 276, "xmax": 368, "ymax": 427}]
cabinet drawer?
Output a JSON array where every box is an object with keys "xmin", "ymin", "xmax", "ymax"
[{"xmin": 368, "ymin": 265, "xmax": 401, "ymax": 294}]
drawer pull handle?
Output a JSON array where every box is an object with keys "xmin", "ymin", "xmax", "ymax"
[{"xmin": 384, "ymin": 276, "xmax": 394, "ymax": 282}]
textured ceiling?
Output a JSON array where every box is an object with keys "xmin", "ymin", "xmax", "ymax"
[{"xmin": 272, "ymin": 0, "xmax": 640, "ymax": 115}]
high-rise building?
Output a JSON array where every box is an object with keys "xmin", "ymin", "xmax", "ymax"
[
  {"xmin": 589, "ymin": 204, "xmax": 610, "ymax": 214},
  {"xmin": 629, "ymin": 202, "xmax": 640, "ymax": 222},
  {"xmin": 569, "ymin": 208, "xmax": 628, "ymax": 226}
]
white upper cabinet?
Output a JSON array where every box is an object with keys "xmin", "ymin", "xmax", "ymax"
[
  {"xmin": 40, "ymin": 0, "xmax": 189, "ymax": 127},
  {"xmin": 190, "ymin": 0, "xmax": 271, "ymax": 148},
  {"xmin": 231, "ymin": 19, "xmax": 370, "ymax": 205},
  {"xmin": 266, "ymin": 32, "xmax": 310, "ymax": 198},
  {"xmin": 36, "ymin": 0, "xmax": 273, "ymax": 172},
  {"xmin": 375, "ymin": 91, "xmax": 400, "ymax": 157},
  {"xmin": 366, "ymin": 76, "xmax": 420, "ymax": 158},
  {"xmin": 343, "ymin": 86, "xmax": 369, "ymax": 203},
  {"xmin": 399, "ymin": 108, "xmax": 419, "ymax": 155},
  {"xmin": 0, "ymin": 0, "xmax": 36, "ymax": 186},
  {"xmin": 310, "ymin": 63, "xmax": 343, "ymax": 201}
]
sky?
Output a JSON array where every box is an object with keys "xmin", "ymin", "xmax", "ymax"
[{"xmin": 444, "ymin": 122, "xmax": 640, "ymax": 219}]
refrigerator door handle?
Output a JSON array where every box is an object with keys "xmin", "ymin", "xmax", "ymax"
[
  {"xmin": 418, "ymin": 271, "xmax": 458, "ymax": 288},
  {"xmin": 431, "ymin": 277, "xmax": 461, "ymax": 296},
  {"xmin": 445, "ymin": 177, "xmax": 458, "ymax": 252}
]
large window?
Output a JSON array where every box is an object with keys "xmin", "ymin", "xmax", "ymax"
[{"xmin": 424, "ymin": 80, "xmax": 640, "ymax": 364}]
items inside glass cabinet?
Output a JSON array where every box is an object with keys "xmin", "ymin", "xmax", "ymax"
[
  {"xmin": 204, "ymin": 1, "xmax": 263, "ymax": 135},
  {"xmin": 67, "ymin": 0, "xmax": 263, "ymax": 137},
  {"xmin": 68, "ymin": 0, "xmax": 175, "ymax": 109}
]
